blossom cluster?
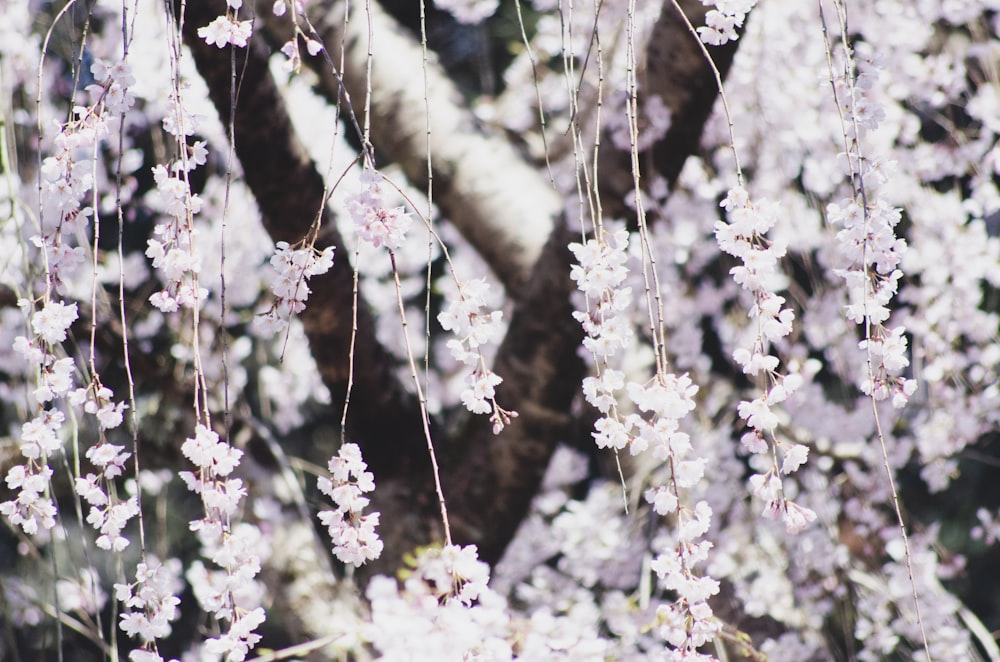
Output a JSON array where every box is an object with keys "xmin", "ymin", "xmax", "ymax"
[
  {"xmin": 87, "ymin": 59, "xmax": 137, "ymax": 115},
  {"xmin": 115, "ymin": 558, "xmax": 184, "ymax": 661},
  {"xmin": 255, "ymin": 240, "xmax": 335, "ymax": 333},
  {"xmin": 178, "ymin": 424, "xmax": 266, "ymax": 661},
  {"xmin": 638, "ymin": 379, "xmax": 721, "ymax": 657},
  {"xmin": 651, "ymin": 542, "xmax": 719, "ymax": 658},
  {"xmin": 179, "ymin": 425, "xmax": 245, "ymax": 533},
  {"xmin": 1, "ymin": 301, "xmax": 83, "ymax": 535},
  {"xmin": 570, "ymin": 226, "xmax": 634, "ymax": 361},
  {"xmin": 145, "ymin": 165, "xmax": 207, "ymax": 312},
  {"xmin": 70, "ymin": 381, "xmax": 136, "ymax": 551},
  {"xmin": 697, "ymin": 0, "xmax": 757, "ymax": 46},
  {"xmin": 345, "ymin": 168, "xmax": 413, "ymax": 251},
  {"xmin": 317, "ymin": 442, "xmax": 383, "ymax": 566},
  {"xmin": 364, "ymin": 544, "xmax": 509, "ymax": 658},
  {"xmin": 279, "ymin": 37, "xmax": 323, "ymax": 74},
  {"xmin": 828, "ymin": 47, "xmax": 916, "ymax": 408},
  {"xmin": 143, "ymin": 78, "xmax": 212, "ymax": 313},
  {"xmin": 197, "ymin": 0, "xmax": 252, "ymax": 49},
  {"xmin": 571, "ymin": 227, "xmax": 634, "ymax": 451},
  {"xmin": 36, "ymin": 131, "xmax": 96, "ymax": 293},
  {"xmin": 715, "ymin": 186, "xmax": 816, "ymax": 534},
  {"xmin": 438, "ymin": 277, "xmax": 516, "ymax": 432}
]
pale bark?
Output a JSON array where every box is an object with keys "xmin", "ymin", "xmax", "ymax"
[{"xmin": 255, "ymin": 0, "xmax": 562, "ymax": 297}]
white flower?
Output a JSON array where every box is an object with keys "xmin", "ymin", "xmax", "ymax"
[
  {"xmin": 592, "ymin": 416, "xmax": 628, "ymax": 451},
  {"xmin": 780, "ymin": 443, "xmax": 809, "ymax": 474},
  {"xmin": 737, "ymin": 396, "xmax": 778, "ymax": 431},
  {"xmin": 646, "ymin": 486, "xmax": 678, "ymax": 515},
  {"xmin": 783, "ymin": 500, "xmax": 817, "ymax": 534},
  {"xmin": 198, "ymin": 17, "xmax": 252, "ymax": 49},
  {"xmin": 32, "ymin": 301, "xmax": 78, "ymax": 344}
]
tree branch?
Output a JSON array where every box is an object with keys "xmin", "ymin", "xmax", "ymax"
[{"xmin": 255, "ymin": 0, "xmax": 562, "ymax": 297}]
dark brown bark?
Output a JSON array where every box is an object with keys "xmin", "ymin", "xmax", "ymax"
[{"xmin": 444, "ymin": 221, "xmax": 585, "ymax": 565}]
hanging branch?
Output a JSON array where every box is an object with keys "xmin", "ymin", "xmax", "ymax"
[
  {"xmin": 598, "ymin": 0, "xmax": 742, "ymax": 219},
  {"xmin": 180, "ymin": 0, "xmax": 431, "ymax": 476},
  {"xmin": 442, "ymin": 0, "xmax": 747, "ymax": 564}
]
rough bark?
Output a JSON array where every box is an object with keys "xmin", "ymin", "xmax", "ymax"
[{"xmin": 444, "ymin": 222, "xmax": 585, "ymax": 565}]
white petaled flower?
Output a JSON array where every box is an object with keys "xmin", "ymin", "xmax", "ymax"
[
  {"xmin": 198, "ymin": 17, "xmax": 234, "ymax": 48},
  {"xmin": 781, "ymin": 443, "xmax": 809, "ymax": 474},
  {"xmin": 738, "ymin": 397, "xmax": 778, "ymax": 431},
  {"xmin": 345, "ymin": 168, "xmax": 413, "ymax": 250},
  {"xmin": 32, "ymin": 301, "xmax": 78, "ymax": 344},
  {"xmin": 646, "ymin": 485, "xmax": 679, "ymax": 515},
  {"xmin": 697, "ymin": 0, "xmax": 756, "ymax": 45},
  {"xmin": 318, "ymin": 443, "xmax": 383, "ymax": 566},
  {"xmin": 782, "ymin": 500, "xmax": 818, "ymax": 534},
  {"xmin": 305, "ymin": 39, "xmax": 323, "ymax": 56},
  {"xmin": 198, "ymin": 16, "xmax": 253, "ymax": 49}
]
